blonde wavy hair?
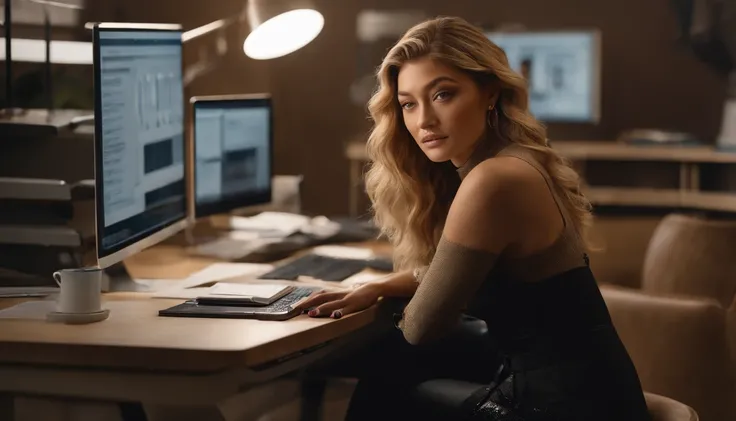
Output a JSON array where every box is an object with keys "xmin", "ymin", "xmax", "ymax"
[{"xmin": 364, "ymin": 16, "xmax": 592, "ymax": 271}]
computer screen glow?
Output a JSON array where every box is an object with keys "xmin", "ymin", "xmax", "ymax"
[
  {"xmin": 486, "ymin": 31, "xmax": 600, "ymax": 123},
  {"xmin": 193, "ymin": 99, "xmax": 271, "ymax": 215},
  {"xmin": 96, "ymin": 28, "xmax": 186, "ymax": 255}
]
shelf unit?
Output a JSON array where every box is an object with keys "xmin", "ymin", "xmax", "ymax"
[
  {"xmin": 344, "ymin": 140, "xmax": 736, "ymax": 216},
  {"xmin": 553, "ymin": 141, "xmax": 736, "ymax": 213}
]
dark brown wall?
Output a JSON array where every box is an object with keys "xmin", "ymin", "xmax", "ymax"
[{"xmin": 88, "ymin": 0, "xmax": 727, "ymax": 216}]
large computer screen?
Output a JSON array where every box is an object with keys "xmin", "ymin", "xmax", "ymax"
[
  {"xmin": 191, "ymin": 94, "xmax": 272, "ymax": 219},
  {"xmin": 486, "ymin": 30, "xmax": 600, "ymax": 123},
  {"xmin": 93, "ymin": 23, "xmax": 187, "ymax": 268}
]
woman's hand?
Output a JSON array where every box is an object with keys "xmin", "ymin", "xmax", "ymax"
[{"xmin": 298, "ymin": 283, "xmax": 383, "ymax": 319}]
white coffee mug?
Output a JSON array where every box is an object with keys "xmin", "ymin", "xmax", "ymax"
[{"xmin": 53, "ymin": 267, "xmax": 103, "ymax": 314}]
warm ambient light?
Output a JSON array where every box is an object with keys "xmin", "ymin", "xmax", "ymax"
[{"xmin": 243, "ymin": 9, "xmax": 324, "ymax": 60}]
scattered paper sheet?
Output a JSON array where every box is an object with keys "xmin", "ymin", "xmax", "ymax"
[
  {"xmin": 225, "ymin": 230, "xmax": 261, "ymax": 241},
  {"xmin": 299, "ymin": 216, "xmax": 341, "ymax": 239},
  {"xmin": 229, "ymin": 212, "xmax": 310, "ymax": 237},
  {"xmin": 149, "ymin": 262, "xmax": 275, "ymax": 298},
  {"xmin": 312, "ymin": 245, "xmax": 375, "ymax": 260},
  {"xmin": 181, "ymin": 262, "xmax": 274, "ymax": 289},
  {"xmin": 133, "ymin": 278, "xmax": 186, "ymax": 291},
  {"xmin": 151, "ymin": 287, "xmax": 210, "ymax": 300}
]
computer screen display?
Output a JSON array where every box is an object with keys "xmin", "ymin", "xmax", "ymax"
[
  {"xmin": 191, "ymin": 95, "xmax": 272, "ymax": 218},
  {"xmin": 93, "ymin": 23, "xmax": 187, "ymax": 267},
  {"xmin": 486, "ymin": 31, "xmax": 600, "ymax": 123}
]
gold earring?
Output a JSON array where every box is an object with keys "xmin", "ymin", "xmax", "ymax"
[{"xmin": 487, "ymin": 106, "xmax": 497, "ymax": 128}]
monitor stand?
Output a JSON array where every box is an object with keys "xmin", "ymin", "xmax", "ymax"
[
  {"xmin": 182, "ymin": 220, "xmax": 222, "ymax": 247},
  {"xmin": 101, "ymin": 262, "xmax": 150, "ymax": 293},
  {"xmin": 182, "ymin": 218, "xmax": 260, "ymax": 260},
  {"xmin": 182, "ymin": 214, "xmax": 257, "ymax": 246}
]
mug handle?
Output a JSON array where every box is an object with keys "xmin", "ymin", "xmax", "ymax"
[{"xmin": 53, "ymin": 271, "xmax": 62, "ymax": 287}]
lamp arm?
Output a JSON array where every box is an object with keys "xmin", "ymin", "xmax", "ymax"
[
  {"xmin": 25, "ymin": 0, "xmax": 83, "ymax": 9},
  {"xmin": 182, "ymin": 16, "xmax": 237, "ymax": 43},
  {"xmin": 182, "ymin": 15, "xmax": 239, "ymax": 86}
]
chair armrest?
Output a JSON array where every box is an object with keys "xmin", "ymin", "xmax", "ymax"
[
  {"xmin": 644, "ymin": 391, "xmax": 699, "ymax": 421},
  {"xmin": 600, "ymin": 285, "xmax": 734, "ymax": 421}
]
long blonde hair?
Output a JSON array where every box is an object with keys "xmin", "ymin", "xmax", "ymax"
[{"xmin": 365, "ymin": 16, "xmax": 592, "ymax": 271}]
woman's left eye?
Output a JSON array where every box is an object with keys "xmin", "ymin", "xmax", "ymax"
[{"xmin": 434, "ymin": 91, "xmax": 452, "ymax": 101}]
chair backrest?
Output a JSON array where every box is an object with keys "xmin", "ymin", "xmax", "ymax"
[
  {"xmin": 642, "ymin": 213, "xmax": 736, "ymax": 308},
  {"xmin": 645, "ymin": 392, "xmax": 699, "ymax": 421},
  {"xmin": 602, "ymin": 286, "xmax": 734, "ymax": 421}
]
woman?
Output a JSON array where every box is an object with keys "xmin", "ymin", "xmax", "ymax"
[{"xmin": 299, "ymin": 16, "xmax": 651, "ymax": 421}]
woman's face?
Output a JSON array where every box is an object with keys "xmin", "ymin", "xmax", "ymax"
[{"xmin": 397, "ymin": 57, "xmax": 493, "ymax": 166}]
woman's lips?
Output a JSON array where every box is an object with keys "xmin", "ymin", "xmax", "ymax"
[{"xmin": 422, "ymin": 136, "xmax": 448, "ymax": 148}]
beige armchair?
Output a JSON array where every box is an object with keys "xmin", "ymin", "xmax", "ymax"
[
  {"xmin": 641, "ymin": 213, "xmax": 736, "ymax": 308},
  {"xmin": 601, "ymin": 285, "xmax": 735, "ymax": 421},
  {"xmin": 603, "ymin": 211, "xmax": 736, "ymax": 421}
]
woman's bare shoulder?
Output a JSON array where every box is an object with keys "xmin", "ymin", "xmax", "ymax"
[
  {"xmin": 461, "ymin": 155, "xmax": 548, "ymax": 201},
  {"xmin": 447, "ymin": 156, "xmax": 560, "ymax": 253}
]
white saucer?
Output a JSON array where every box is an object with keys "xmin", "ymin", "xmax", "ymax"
[{"xmin": 46, "ymin": 309, "xmax": 110, "ymax": 324}]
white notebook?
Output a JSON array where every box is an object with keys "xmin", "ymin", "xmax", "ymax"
[{"xmin": 195, "ymin": 283, "xmax": 295, "ymax": 306}]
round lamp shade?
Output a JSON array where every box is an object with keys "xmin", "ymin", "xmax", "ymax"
[{"xmin": 243, "ymin": 0, "xmax": 324, "ymax": 60}]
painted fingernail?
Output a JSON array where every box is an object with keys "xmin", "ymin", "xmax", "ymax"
[
  {"xmin": 308, "ymin": 309, "xmax": 318, "ymax": 317},
  {"xmin": 332, "ymin": 311, "xmax": 342, "ymax": 319}
]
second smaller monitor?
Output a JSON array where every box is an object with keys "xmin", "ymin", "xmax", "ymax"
[{"xmin": 191, "ymin": 94, "xmax": 272, "ymax": 219}]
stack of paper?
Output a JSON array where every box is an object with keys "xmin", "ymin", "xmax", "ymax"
[
  {"xmin": 229, "ymin": 212, "xmax": 311, "ymax": 238},
  {"xmin": 229, "ymin": 212, "xmax": 341, "ymax": 239}
]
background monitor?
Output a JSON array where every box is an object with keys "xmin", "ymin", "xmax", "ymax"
[
  {"xmin": 93, "ymin": 23, "xmax": 188, "ymax": 269},
  {"xmin": 190, "ymin": 94, "xmax": 273, "ymax": 219},
  {"xmin": 485, "ymin": 30, "xmax": 601, "ymax": 123}
]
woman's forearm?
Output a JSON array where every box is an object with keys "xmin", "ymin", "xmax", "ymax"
[{"xmin": 373, "ymin": 270, "xmax": 418, "ymax": 298}]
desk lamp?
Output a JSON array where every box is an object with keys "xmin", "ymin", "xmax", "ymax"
[{"xmin": 182, "ymin": 0, "xmax": 324, "ymax": 84}]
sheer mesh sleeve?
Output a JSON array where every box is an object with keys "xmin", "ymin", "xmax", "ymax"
[
  {"xmin": 413, "ymin": 265, "xmax": 429, "ymax": 283},
  {"xmin": 398, "ymin": 237, "xmax": 498, "ymax": 345}
]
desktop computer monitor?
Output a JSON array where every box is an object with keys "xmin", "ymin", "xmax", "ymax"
[
  {"xmin": 92, "ymin": 23, "xmax": 188, "ymax": 275},
  {"xmin": 485, "ymin": 30, "xmax": 601, "ymax": 123},
  {"xmin": 189, "ymin": 94, "xmax": 273, "ymax": 220}
]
